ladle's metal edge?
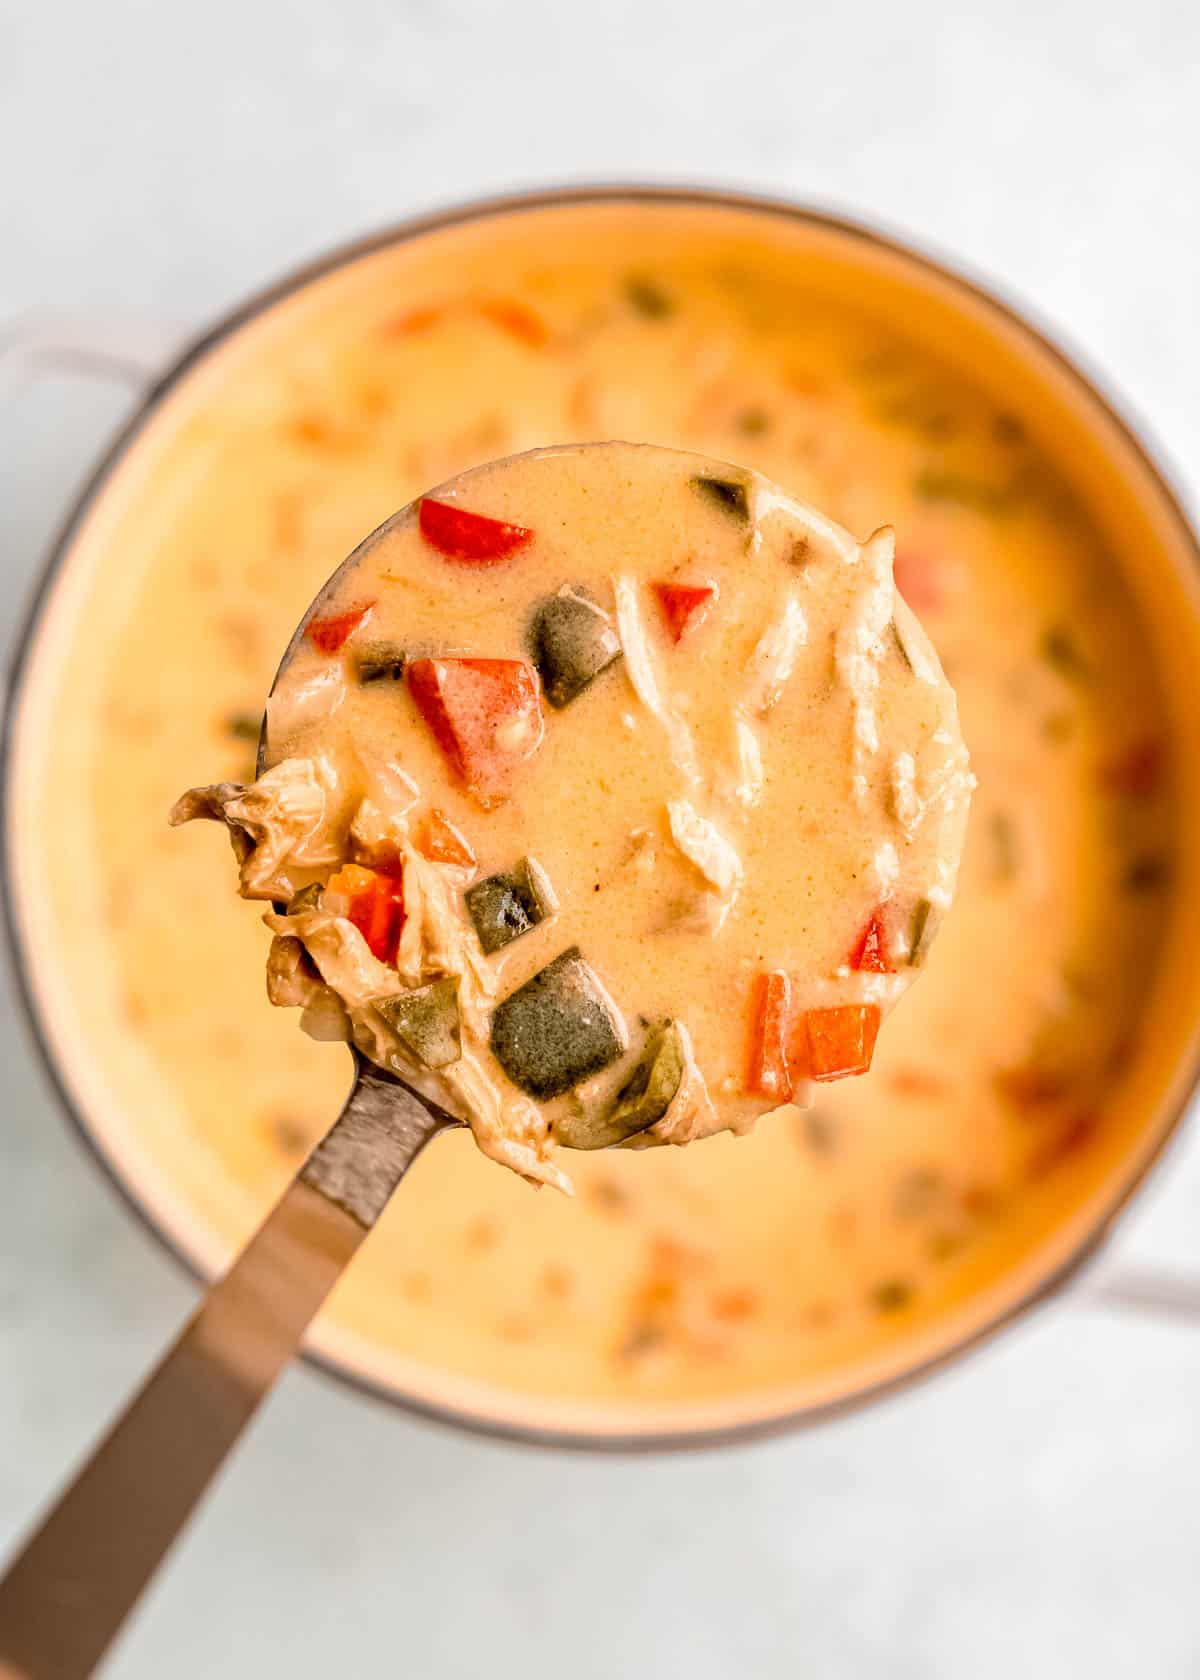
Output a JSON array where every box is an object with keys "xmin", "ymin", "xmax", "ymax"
[{"xmin": 3, "ymin": 182, "xmax": 1200, "ymax": 1458}]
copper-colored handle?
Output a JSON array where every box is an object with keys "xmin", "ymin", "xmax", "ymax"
[{"xmin": 0, "ymin": 1061, "xmax": 451, "ymax": 1680}]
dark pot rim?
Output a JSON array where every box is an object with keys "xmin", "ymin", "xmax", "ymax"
[{"xmin": 4, "ymin": 182, "xmax": 1199, "ymax": 1453}]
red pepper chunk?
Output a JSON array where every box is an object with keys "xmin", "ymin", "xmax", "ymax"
[
  {"xmin": 746, "ymin": 977, "xmax": 882, "ymax": 1097},
  {"xmin": 407, "ymin": 657, "xmax": 544, "ymax": 804},
  {"xmin": 746, "ymin": 971, "xmax": 794, "ymax": 1100},
  {"xmin": 893, "ymin": 550, "xmax": 943, "ymax": 613},
  {"xmin": 793, "ymin": 1005, "xmax": 882, "ymax": 1083},
  {"xmin": 849, "ymin": 908, "xmax": 894, "ymax": 974},
  {"xmin": 418, "ymin": 498, "xmax": 535, "ymax": 564},
  {"xmin": 417, "ymin": 808, "xmax": 476, "ymax": 870},
  {"xmin": 326, "ymin": 865, "xmax": 406, "ymax": 967},
  {"xmin": 386, "ymin": 305, "xmax": 444, "ymax": 336},
  {"xmin": 651, "ymin": 580, "xmax": 718, "ymax": 643},
  {"xmin": 307, "ymin": 601, "xmax": 375, "ymax": 654},
  {"xmin": 1100, "ymin": 737, "xmax": 1163, "ymax": 799},
  {"xmin": 476, "ymin": 298, "xmax": 549, "ymax": 348}
]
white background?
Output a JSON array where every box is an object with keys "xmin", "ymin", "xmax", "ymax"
[{"xmin": 3, "ymin": 3, "xmax": 1200, "ymax": 1674}]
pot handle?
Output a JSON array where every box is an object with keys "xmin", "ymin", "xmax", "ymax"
[
  {"xmin": 1073, "ymin": 1255, "xmax": 1200, "ymax": 1323},
  {"xmin": 0, "ymin": 314, "xmax": 186, "ymax": 392}
]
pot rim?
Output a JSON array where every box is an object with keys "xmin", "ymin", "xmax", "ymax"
[{"xmin": 4, "ymin": 181, "xmax": 1199, "ymax": 1453}]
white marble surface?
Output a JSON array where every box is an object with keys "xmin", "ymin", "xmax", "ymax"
[{"xmin": 3, "ymin": 2, "xmax": 1200, "ymax": 1674}]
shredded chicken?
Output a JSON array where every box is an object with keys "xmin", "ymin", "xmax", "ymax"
[
  {"xmin": 743, "ymin": 590, "xmax": 808, "ymax": 714},
  {"xmin": 666, "ymin": 800, "xmax": 743, "ymax": 920},
  {"xmin": 442, "ymin": 1055, "xmax": 571, "ymax": 1194},
  {"xmin": 887, "ymin": 738, "xmax": 976, "ymax": 848},
  {"xmin": 347, "ymin": 746, "xmax": 422, "ymax": 864},
  {"xmin": 717, "ymin": 587, "xmax": 808, "ymax": 809},
  {"xmin": 613, "ymin": 574, "xmax": 700, "ymax": 785},
  {"xmin": 265, "ymin": 934, "xmax": 326, "ymax": 1009},
  {"xmin": 264, "ymin": 660, "xmax": 346, "ymax": 740},
  {"xmin": 348, "ymin": 799, "xmax": 403, "ymax": 865},
  {"xmin": 731, "ymin": 718, "xmax": 765, "ymax": 808},
  {"xmin": 869, "ymin": 839, "xmax": 902, "ymax": 899},
  {"xmin": 264, "ymin": 903, "xmax": 404, "ymax": 1008},
  {"xmin": 393, "ymin": 842, "xmax": 494, "ymax": 996},
  {"xmin": 889, "ymin": 752, "xmax": 922, "ymax": 833},
  {"xmin": 356, "ymin": 745, "xmax": 420, "ymax": 816},
  {"xmin": 170, "ymin": 756, "xmax": 344, "ymax": 900},
  {"xmin": 261, "ymin": 826, "xmax": 568, "ymax": 1191},
  {"xmin": 834, "ymin": 527, "xmax": 897, "ymax": 807}
]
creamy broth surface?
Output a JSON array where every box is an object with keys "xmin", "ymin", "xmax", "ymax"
[
  {"xmin": 35, "ymin": 204, "xmax": 1173, "ymax": 1411},
  {"xmin": 175, "ymin": 444, "xmax": 971, "ymax": 1191}
]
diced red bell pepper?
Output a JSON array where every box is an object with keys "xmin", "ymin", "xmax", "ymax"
[
  {"xmin": 307, "ymin": 601, "xmax": 375, "ymax": 654},
  {"xmin": 893, "ymin": 550, "xmax": 943, "ymax": 613},
  {"xmin": 417, "ymin": 497, "xmax": 535, "ymax": 565},
  {"xmin": 792, "ymin": 1005, "xmax": 881, "ymax": 1083},
  {"xmin": 417, "ymin": 808, "xmax": 476, "ymax": 870},
  {"xmin": 746, "ymin": 971, "xmax": 794, "ymax": 1100},
  {"xmin": 651, "ymin": 580, "xmax": 718, "ymax": 643},
  {"xmin": 407, "ymin": 657, "xmax": 544, "ymax": 804},
  {"xmin": 994, "ymin": 1063, "xmax": 1073, "ymax": 1109},
  {"xmin": 476, "ymin": 297, "xmax": 549, "ymax": 348},
  {"xmin": 325, "ymin": 864, "xmax": 406, "ymax": 967},
  {"xmin": 1025, "ymin": 1112, "xmax": 1097, "ymax": 1181},
  {"xmin": 1100, "ymin": 737, "xmax": 1163, "ymax": 798},
  {"xmin": 746, "ymin": 977, "xmax": 882, "ymax": 1094},
  {"xmin": 382, "ymin": 305, "xmax": 445, "ymax": 337},
  {"xmin": 888, "ymin": 1066, "xmax": 948, "ymax": 1098},
  {"xmin": 849, "ymin": 907, "xmax": 894, "ymax": 974}
]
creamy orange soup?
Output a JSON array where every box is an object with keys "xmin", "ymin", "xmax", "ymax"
[
  {"xmin": 20, "ymin": 203, "xmax": 1176, "ymax": 1420},
  {"xmin": 173, "ymin": 442, "xmax": 970, "ymax": 1191}
]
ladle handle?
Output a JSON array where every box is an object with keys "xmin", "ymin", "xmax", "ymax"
[
  {"xmin": 1076, "ymin": 1261, "xmax": 1200, "ymax": 1322},
  {"xmin": 0, "ymin": 314, "xmax": 182, "ymax": 393},
  {"xmin": 0, "ymin": 1061, "xmax": 450, "ymax": 1680}
]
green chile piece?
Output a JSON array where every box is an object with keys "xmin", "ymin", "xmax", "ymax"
[
  {"xmin": 890, "ymin": 618, "xmax": 915, "ymax": 672},
  {"xmin": 375, "ymin": 976, "xmax": 462, "ymax": 1068},
  {"xmin": 624, "ymin": 274, "xmax": 674, "ymax": 318},
  {"xmin": 489, "ymin": 947, "xmax": 627, "ymax": 1100},
  {"xmin": 555, "ymin": 1020, "xmax": 686, "ymax": 1151},
  {"xmin": 690, "ymin": 473, "xmax": 749, "ymax": 523},
  {"xmin": 356, "ymin": 643, "xmax": 407, "ymax": 684},
  {"xmin": 286, "ymin": 883, "xmax": 324, "ymax": 915},
  {"xmin": 466, "ymin": 856, "xmax": 558, "ymax": 954},
  {"xmin": 907, "ymin": 898, "xmax": 943, "ymax": 968},
  {"xmin": 530, "ymin": 590, "xmax": 623, "ymax": 709},
  {"xmin": 226, "ymin": 710, "xmax": 263, "ymax": 742}
]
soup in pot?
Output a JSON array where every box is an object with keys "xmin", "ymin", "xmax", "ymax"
[{"xmin": 22, "ymin": 202, "xmax": 1174, "ymax": 1421}]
